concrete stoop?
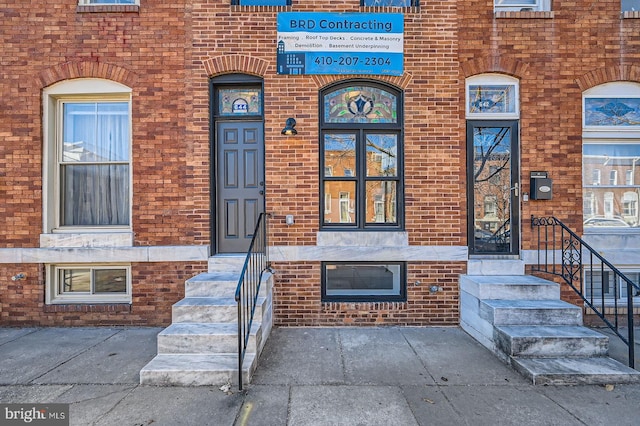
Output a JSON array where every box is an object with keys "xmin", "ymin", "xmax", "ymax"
[
  {"xmin": 140, "ymin": 256, "xmax": 273, "ymax": 387},
  {"xmin": 460, "ymin": 273, "xmax": 640, "ymax": 385}
]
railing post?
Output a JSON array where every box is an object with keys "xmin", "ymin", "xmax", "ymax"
[{"xmin": 627, "ymin": 282, "xmax": 635, "ymax": 369}]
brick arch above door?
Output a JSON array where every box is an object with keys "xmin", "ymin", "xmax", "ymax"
[
  {"xmin": 460, "ymin": 55, "xmax": 529, "ymax": 79},
  {"xmin": 310, "ymin": 72, "xmax": 413, "ymax": 91},
  {"xmin": 37, "ymin": 61, "xmax": 137, "ymax": 89},
  {"xmin": 576, "ymin": 65, "xmax": 640, "ymax": 92},
  {"xmin": 203, "ymin": 54, "xmax": 268, "ymax": 78}
]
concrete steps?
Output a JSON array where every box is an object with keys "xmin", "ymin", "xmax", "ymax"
[
  {"xmin": 460, "ymin": 270, "xmax": 640, "ymax": 385},
  {"xmin": 140, "ymin": 255, "xmax": 273, "ymax": 387}
]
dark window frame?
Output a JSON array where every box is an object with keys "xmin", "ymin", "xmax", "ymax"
[
  {"xmin": 319, "ymin": 80, "xmax": 404, "ymax": 231},
  {"xmin": 321, "ymin": 261, "xmax": 407, "ymax": 302}
]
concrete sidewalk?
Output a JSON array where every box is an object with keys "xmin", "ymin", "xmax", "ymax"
[{"xmin": 1, "ymin": 326, "xmax": 639, "ymax": 426}]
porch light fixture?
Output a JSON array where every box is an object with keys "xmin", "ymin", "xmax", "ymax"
[{"xmin": 281, "ymin": 117, "xmax": 297, "ymax": 136}]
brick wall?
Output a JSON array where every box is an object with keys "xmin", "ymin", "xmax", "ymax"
[
  {"xmin": 0, "ymin": 262, "xmax": 205, "ymax": 326},
  {"xmin": 460, "ymin": 1, "xmax": 640, "ymax": 248}
]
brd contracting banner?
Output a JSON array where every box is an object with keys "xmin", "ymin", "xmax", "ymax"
[{"xmin": 277, "ymin": 12, "xmax": 404, "ymax": 76}]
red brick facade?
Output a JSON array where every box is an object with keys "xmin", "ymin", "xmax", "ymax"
[{"xmin": 1, "ymin": 1, "xmax": 639, "ymax": 326}]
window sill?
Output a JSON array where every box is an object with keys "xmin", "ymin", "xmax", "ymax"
[
  {"xmin": 40, "ymin": 232, "xmax": 134, "ymax": 248},
  {"xmin": 230, "ymin": 5, "xmax": 291, "ymax": 12},
  {"xmin": 360, "ymin": 6, "xmax": 420, "ymax": 13},
  {"xmin": 623, "ymin": 11, "xmax": 640, "ymax": 19},
  {"xmin": 77, "ymin": 5, "xmax": 139, "ymax": 13},
  {"xmin": 495, "ymin": 11, "xmax": 554, "ymax": 19},
  {"xmin": 317, "ymin": 231, "xmax": 408, "ymax": 247}
]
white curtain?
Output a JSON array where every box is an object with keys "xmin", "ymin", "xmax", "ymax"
[{"xmin": 61, "ymin": 102, "xmax": 129, "ymax": 226}]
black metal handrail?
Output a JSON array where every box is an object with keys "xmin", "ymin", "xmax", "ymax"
[
  {"xmin": 530, "ymin": 216, "xmax": 639, "ymax": 368},
  {"xmin": 235, "ymin": 212, "xmax": 271, "ymax": 391}
]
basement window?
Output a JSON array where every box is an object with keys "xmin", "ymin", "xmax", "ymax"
[
  {"xmin": 322, "ymin": 262, "xmax": 406, "ymax": 302},
  {"xmin": 47, "ymin": 264, "xmax": 131, "ymax": 304}
]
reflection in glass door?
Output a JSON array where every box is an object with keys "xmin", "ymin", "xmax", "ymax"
[{"xmin": 467, "ymin": 121, "xmax": 519, "ymax": 255}]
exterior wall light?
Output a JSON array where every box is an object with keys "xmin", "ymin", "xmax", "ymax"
[{"xmin": 281, "ymin": 117, "xmax": 297, "ymax": 135}]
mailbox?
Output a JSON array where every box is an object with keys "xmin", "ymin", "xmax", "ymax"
[{"xmin": 530, "ymin": 171, "xmax": 552, "ymax": 200}]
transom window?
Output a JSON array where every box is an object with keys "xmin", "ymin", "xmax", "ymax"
[
  {"xmin": 466, "ymin": 74, "xmax": 519, "ymax": 119},
  {"xmin": 582, "ymin": 82, "xmax": 640, "ymax": 230},
  {"xmin": 320, "ymin": 81, "xmax": 403, "ymax": 229},
  {"xmin": 494, "ymin": 0, "xmax": 551, "ymax": 12},
  {"xmin": 47, "ymin": 264, "xmax": 131, "ymax": 304},
  {"xmin": 231, "ymin": 0, "xmax": 290, "ymax": 5},
  {"xmin": 361, "ymin": 0, "xmax": 418, "ymax": 6}
]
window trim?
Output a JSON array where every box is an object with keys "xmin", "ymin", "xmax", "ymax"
[
  {"xmin": 43, "ymin": 79, "xmax": 133, "ymax": 234},
  {"xmin": 321, "ymin": 261, "xmax": 407, "ymax": 302},
  {"xmin": 46, "ymin": 264, "xmax": 132, "ymax": 304},
  {"xmin": 319, "ymin": 80, "xmax": 404, "ymax": 231}
]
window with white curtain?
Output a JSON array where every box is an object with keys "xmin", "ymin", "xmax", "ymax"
[{"xmin": 43, "ymin": 79, "xmax": 132, "ymax": 232}]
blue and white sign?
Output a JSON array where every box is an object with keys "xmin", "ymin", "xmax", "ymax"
[{"xmin": 277, "ymin": 12, "xmax": 404, "ymax": 76}]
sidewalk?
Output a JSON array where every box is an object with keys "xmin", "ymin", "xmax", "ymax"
[{"xmin": 1, "ymin": 326, "xmax": 639, "ymax": 425}]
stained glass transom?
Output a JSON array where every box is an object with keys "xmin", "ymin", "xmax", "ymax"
[
  {"xmin": 468, "ymin": 85, "xmax": 516, "ymax": 114},
  {"xmin": 584, "ymin": 98, "xmax": 640, "ymax": 127},
  {"xmin": 324, "ymin": 86, "xmax": 397, "ymax": 124},
  {"xmin": 218, "ymin": 88, "xmax": 262, "ymax": 116}
]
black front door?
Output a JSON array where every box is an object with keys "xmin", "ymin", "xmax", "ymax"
[{"xmin": 467, "ymin": 121, "xmax": 520, "ymax": 255}]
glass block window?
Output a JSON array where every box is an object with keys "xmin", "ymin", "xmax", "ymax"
[
  {"xmin": 218, "ymin": 88, "xmax": 262, "ymax": 116},
  {"xmin": 322, "ymin": 262, "xmax": 406, "ymax": 302},
  {"xmin": 324, "ymin": 86, "xmax": 397, "ymax": 124}
]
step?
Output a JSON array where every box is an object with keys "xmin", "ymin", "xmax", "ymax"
[
  {"xmin": 185, "ymin": 273, "xmax": 240, "ymax": 297},
  {"xmin": 511, "ymin": 356, "xmax": 640, "ymax": 385},
  {"xmin": 208, "ymin": 255, "xmax": 247, "ymax": 273},
  {"xmin": 480, "ymin": 299, "xmax": 582, "ymax": 326},
  {"xmin": 172, "ymin": 297, "xmax": 265, "ymax": 323},
  {"xmin": 461, "ymin": 275, "xmax": 560, "ymax": 300},
  {"xmin": 157, "ymin": 322, "xmax": 262, "ymax": 354},
  {"xmin": 495, "ymin": 325, "xmax": 609, "ymax": 358},
  {"xmin": 140, "ymin": 353, "xmax": 256, "ymax": 386},
  {"xmin": 467, "ymin": 259, "xmax": 525, "ymax": 275}
]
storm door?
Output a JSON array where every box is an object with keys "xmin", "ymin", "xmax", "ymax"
[{"xmin": 467, "ymin": 121, "xmax": 520, "ymax": 255}]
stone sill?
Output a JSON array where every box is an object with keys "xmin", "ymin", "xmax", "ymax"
[
  {"xmin": 77, "ymin": 5, "xmax": 140, "ymax": 13},
  {"xmin": 230, "ymin": 5, "xmax": 292, "ymax": 12},
  {"xmin": 495, "ymin": 11, "xmax": 554, "ymax": 19}
]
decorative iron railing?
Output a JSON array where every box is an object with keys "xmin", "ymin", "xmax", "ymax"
[
  {"xmin": 235, "ymin": 212, "xmax": 271, "ymax": 391},
  {"xmin": 530, "ymin": 216, "xmax": 639, "ymax": 368}
]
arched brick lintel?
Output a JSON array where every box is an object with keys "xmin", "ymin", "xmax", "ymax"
[
  {"xmin": 203, "ymin": 55, "xmax": 269, "ymax": 78},
  {"xmin": 460, "ymin": 56, "xmax": 529, "ymax": 79},
  {"xmin": 38, "ymin": 61, "xmax": 137, "ymax": 89},
  {"xmin": 576, "ymin": 65, "xmax": 640, "ymax": 92},
  {"xmin": 310, "ymin": 73, "xmax": 413, "ymax": 91}
]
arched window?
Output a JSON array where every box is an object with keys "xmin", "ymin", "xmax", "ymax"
[
  {"xmin": 582, "ymin": 82, "xmax": 640, "ymax": 229},
  {"xmin": 320, "ymin": 81, "xmax": 403, "ymax": 229}
]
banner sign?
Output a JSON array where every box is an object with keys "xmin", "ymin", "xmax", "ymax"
[{"xmin": 277, "ymin": 12, "xmax": 404, "ymax": 76}]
